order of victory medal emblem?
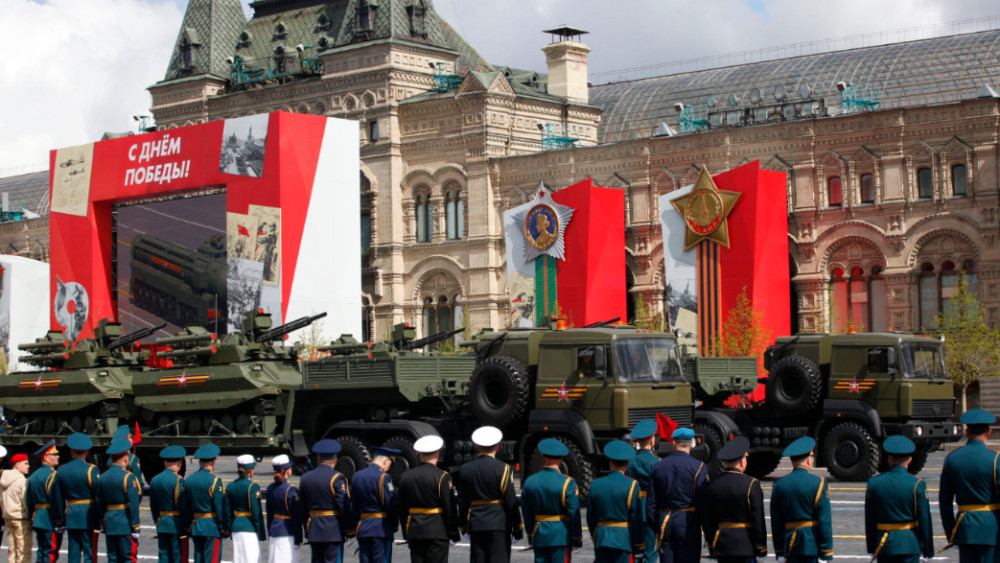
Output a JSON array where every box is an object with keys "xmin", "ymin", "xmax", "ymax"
[{"xmin": 524, "ymin": 204, "xmax": 560, "ymax": 251}]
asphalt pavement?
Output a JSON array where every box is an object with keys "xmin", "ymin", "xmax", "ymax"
[{"xmin": 0, "ymin": 451, "xmax": 961, "ymax": 562}]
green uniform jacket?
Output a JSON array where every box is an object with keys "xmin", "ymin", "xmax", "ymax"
[
  {"xmin": 865, "ymin": 465, "xmax": 933, "ymax": 557},
  {"xmin": 26, "ymin": 464, "xmax": 59, "ymax": 530},
  {"xmin": 149, "ymin": 467, "xmax": 189, "ymax": 535},
  {"xmin": 586, "ymin": 470, "xmax": 644, "ymax": 554},
  {"xmin": 54, "ymin": 458, "xmax": 101, "ymax": 530},
  {"xmin": 521, "ymin": 467, "xmax": 583, "ymax": 548},
  {"xmin": 226, "ymin": 476, "xmax": 266, "ymax": 541},
  {"xmin": 770, "ymin": 467, "xmax": 833, "ymax": 559},
  {"xmin": 184, "ymin": 468, "xmax": 230, "ymax": 538},
  {"xmin": 96, "ymin": 464, "xmax": 143, "ymax": 535},
  {"xmin": 940, "ymin": 439, "xmax": 1000, "ymax": 546}
]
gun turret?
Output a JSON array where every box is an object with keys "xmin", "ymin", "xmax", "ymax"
[
  {"xmin": 20, "ymin": 351, "xmax": 71, "ymax": 367},
  {"xmin": 18, "ymin": 331, "xmax": 70, "ymax": 352},
  {"xmin": 399, "ymin": 328, "xmax": 464, "ymax": 351},
  {"xmin": 107, "ymin": 323, "xmax": 167, "ymax": 351},
  {"xmin": 155, "ymin": 329, "xmax": 216, "ymax": 348},
  {"xmin": 157, "ymin": 345, "xmax": 217, "ymax": 360},
  {"xmin": 317, "ymin": 334, "xmax": 370, "ymax": 355},
  {"xmin": 252, "ymin": 312, "xmax": 327, "ymax": 344}
]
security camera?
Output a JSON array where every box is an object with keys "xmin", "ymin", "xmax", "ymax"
[
  {"xmin": 836, "ymin": 81, "xmax": 847, "ymax": 92},
  {"xmin": 429, "ymin": 61, "xmax": 437, "ymax": 69},
  {"xmin": 674, "ymin": 102, "xmax": 685, "ymax": 112},
  {"xmin": 226, "ymin": 57, "xmax": 235, "ymax": 64},
  {"xmin": 536, "ymin": 123, "xmax": 545, "ymax": 131},
  {"xmin": 296, "ymin": 44, "xmax": 305, "ymax": 52}
]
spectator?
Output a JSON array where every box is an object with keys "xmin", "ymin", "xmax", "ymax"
[{"xmin": 2, "ymin": 453, "xmax": 32, "ymax": 563}]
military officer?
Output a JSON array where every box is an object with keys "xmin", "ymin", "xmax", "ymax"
[
  {"xmin": 397, "ymin": 435, "xmax": 460, "ymax": 563},
  {"xmin": 96, "ymin": 435, "xmax": 143, "ymax": 563},
  {"xmin": 351, "ymin": 446, "xmax": 400, "ymax": 563},
  {"xmin": 940, "ymin": 408, "xmax": 1000, "ymax": 563},
  {"xmin": 628, "ymin": 418, "xmax": 660, "ymax": 563},
  {"xmin": 647, "ymin": 427, "xmax": 708, "ymax": 563},
  {"xmin": 864, "ymin": 435, "xmax": 933, "ymax": 563},
  {"xmin": 699, "ymin": 436, "xmax": 767, "ymax": 563},
  {"xmin": 26, "ymin": 440, "xmax": 62, "ymax": 563},
  {"xmin": 53, "ymin": 432, "xmax": 101, "ymax": 563},
  {"xmin": 226, "ymin": 455, "xmax": 266, "ymax": 563},
  {"xmin": 266, "ymin": 455, "xmax": 302, "ymax": 563},
  {"xmin": 587, "ymin": 440, "xmax": 645, "ymax": 562},
  {"xmin": 109, "ymin": 425, "xmax": 143, "ymax": 486},
  {"xmin": 770, "ymin": 437, "xmax": 833, "ymax": 563},
  {"xmin": 520, "ymin": 438, "xmax": 583, "ymax": 563},
  {"xmin": 459, "ymin": 425, "xmax": 523, "ymax": 562},
  {"xmin": 149, "ymin": 445, "xmax": 188, "ymax": 563},
  {"xmin": 184, "ymin": 444, "xmax": 230, "ymax": 563},
  {"xmin": 299, "ymin": 439, "xmax": 354, "ymax": 563}
]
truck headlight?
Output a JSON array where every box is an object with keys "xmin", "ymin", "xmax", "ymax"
[
  {"xmin": 954, "ymin": 425, "xmax": 961, "ymax": 435},
  {"xmin": 914, "ymin": 427, "xmax": 923, "ymax": 437}
]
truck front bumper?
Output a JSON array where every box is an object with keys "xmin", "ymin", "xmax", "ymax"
[{"xmin": 888, "ymin": 421, "xmax": 962, "ymax": 442}]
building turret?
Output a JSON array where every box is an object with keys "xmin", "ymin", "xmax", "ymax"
[{"xmin": 542, "ymin": 25, "xmax": 591, "ymax": 104}]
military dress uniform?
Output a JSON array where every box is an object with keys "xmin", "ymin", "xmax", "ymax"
[
  {"xmin": 864, "ymin": 436, "xmax": 933, "ymax": 563},
  {"xmin": 350, "ymin": 447, "xmax": 400, "ymax": 563},
  {"xmin": 586, "ymin": 440, "xmax": 645, "ymax": 563},
  {"xmin": 299, "ymin": 439, "xmax": 354, "ymax": 563},
  {"xmin": 398, "ymin": 435, "xmax": 460, "ymax": 563},
  {"xmin": 266, "ymin": 455, "xmax": 303, "ymax": 563},
  {"xmin": 26, "ymin": 441, "xmax": 61, "ymax": 563},
  {"xmin": 109, "ymin": 426, "xmax": 144, "ymax": 487},
  {"xmin": 226, "ymin": 455, "xmax": 266, "ymax": 563},
  {"xmin": 54, "ymin": 433, "xmax": 101, "ymax": 563},
  {"xmin": 460, "ymin": 426, "xmax": 523, "ymax": 563},
  {"xmin": 184, "ymin": 444, "xmax": 230, "ymax": 563},
  {"xmin": 628, "ymin": 419, "xmax": 661, "ymax": 563},
  {"xmin": 770, "ymin": 438, "xmax": 833, "ymax": 563},
  {"xmin": 520, "ymin": 438, "xmax": 583, "ymax": 563},
  {"xmin": 699, "ymin": 437, "xmax": 767, "ymax": 563},
  {"xmin": 96, "ymin": 436, "xmax": 143, "ymax": 563},
  {"xmin": 646, "ymin": 427, "xmax": 708, "ymax": 563},
  {"xmin": 149, "ymin": 446, "xmax": 189, "ymax": 563}
]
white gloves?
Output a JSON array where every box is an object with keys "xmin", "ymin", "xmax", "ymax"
[{"xmin": 777, "ymin": 557, "xmax": 787, "ymax": 563}]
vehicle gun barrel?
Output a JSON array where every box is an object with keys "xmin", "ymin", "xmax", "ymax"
[
  {"xmin": 107, "ymin": 323, "xmax": 167, "ymax": 351},
  {"xmin": 21, "ymin": 351, "xmax": 71, "ymax": 365},
  {"xmin": 253, "ymin": 312, "xmax": 327, "ymax": 343},
  {"xmin": 317, "ymin": 342, "xmax": 370, "ymax": 354},
  {"xmin": 18, "ymin": 339, "xmax": 69, "ymax": 352},
  {"xmin": 155, "ymin": 332, "xmax": 216, "ymax": 348},
  {"xmin": 157, "ymin": 345, "xmax": 217, "ymax": 360},
  {"xmin": 399, "ymin": 328, "xmax": 464, "ymax": 351}
]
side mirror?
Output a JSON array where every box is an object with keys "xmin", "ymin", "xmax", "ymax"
[
  {"xmin": 887, "ymin": 347, "xmax": 897, "ymax": 368},
  {"xmin": 594, "ymin": 347, "xmax": 606, "ymax": 371}
]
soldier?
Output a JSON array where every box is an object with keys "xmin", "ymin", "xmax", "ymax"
[
  {"xmin": 184, "ymin": 444, "xmax": 230, "ymax": 563},
  {"xmin": 397, "ymin": 435, "xmax": 460, "ymax": 563},
  {"xmin": 26, "ymin": 440, "xmax": 61, "ymax": 563},
  {"xmin": 266, "ymin": 455, "xmax": 302, "ymax": 563},
  {"xmin": 53, "ymin": 432, "xmax": 101, "ymax": 563},
  {"xmin": 351, "ymin": 446, "xmax": 401, "ymax": 563},
  {"xmin": 940, "ymin": 408, "xmax": 1000, "ymax": 562},
  {"xmin": 699, "ymin": 436, "xmax": 767, "ymax": 563},
  {"xmin": 520, "ymin": 438, "xmax": 583, "ymax": 563},
  {"xmin": 299, "ymin": 439, "xmax": 354, "ymax": 563},
  {"xmin": 2, "ymin": 452, "xmax": 32, "ymax": 563},
  {"xmin": 149, "ymin": 445, "xmax": 188, "ymax": 563},
  {"xmin": 770, "ymin": 437, "xmax": 833, "ymax": 563},
  {"xmin": 108, "ymin": 425, "xmax": 143, "ymax": 486},
  {"xmin": 459, "ymin": 425, "xmax": 523, "ymax": 562},
  {"xmin": 95, "ymin": 435, "xmax": 142, "ymax": 563},
  {"xmin": 647, "ymin": 427, "xmax": 708, "ymax": 563},
  {"xmin": 586, "ymin": 440, "xmax": 645, "ymax": 562},
  {"xmin": 864, "ymin": 435, "xmax": 933, "ymax": 563},
  {"xmin": 628, "ymin": 418, "xmax": 660, "ymax": 563},
  {"xmin": 226, "ymin": 455, "xmax": 266, "ymax": 563}
]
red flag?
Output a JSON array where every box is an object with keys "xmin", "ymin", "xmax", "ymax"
[
  {"xmin": 133, "ymin": 422, "xmax": 142, "ymax": 445},
  {"xmin": 238, "ymin": 224, "xmax": 250, "ymax": 237},
  {"xmin": 656, "ymin": 413, "xmax": 678, "ymax": 440}
]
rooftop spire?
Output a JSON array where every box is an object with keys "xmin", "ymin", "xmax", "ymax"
[{"xmin": 163, "ymin": 0, "xmax": 246, "ymax": 81}]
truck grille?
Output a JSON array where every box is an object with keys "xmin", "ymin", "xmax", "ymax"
[
  {"xmin": 628, "ymin": 406, "xmax": 693, "ymax": 429},
  {"xmin": 911, "ymin": 399, "xmax": 954, "ymax": 419}
]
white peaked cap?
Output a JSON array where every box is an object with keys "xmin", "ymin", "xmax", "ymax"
[
  {"xmin": 272, "ymin": 454, "xmax": 291, "ymax": 467},
  {"xmin": 0, "ymin": 445, "xmax": 6, "ymax": 458},
  {"xmin": 414, "ymin": 435, "xmax": 445, "ymax": 453},
  {"xmin": 471, "ymin": 426, "xmax": 503, "ymax": 448},
  {"xmin": 236, "ymin": 454, "xmax": 255, "ymax": 466}
]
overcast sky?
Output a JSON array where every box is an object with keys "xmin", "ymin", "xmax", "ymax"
[{"xmin": 1, "ymin": 0, "xmax": 998, "ymax": 174}]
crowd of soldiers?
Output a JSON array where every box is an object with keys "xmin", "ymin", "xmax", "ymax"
[{"xmin": 3, "ymin": 407, "xmax": 1000, "ymax": 562}]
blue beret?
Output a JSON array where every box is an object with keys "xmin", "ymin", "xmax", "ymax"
[
  {"xmin": 193, "ymin": 444, "xmax": 220, "ymax": 460},
  {"xmin": 782, "ymin": 437, "xmax": 816, "ymax": 458},
  {"xmin": 717, "ymin": 436, "xmax": 750, "ymax": 462},
  {"xmin": 34, "ymin": 440, "xmax": 57, "ymax": 457},
  {"xmin": 631, "ymin": 419, "xmax": 657, "ymax": 440},
  {"xmin": 961, "ymin": 409, "xmax": 996, "ymax": 425},
  {"xmin": 603, "ymin": 440, "xmax": 636, "ymax": 462},
  {"xmin": 671, "ymin": 427, "xmax": 695, "ymax": 441},
  {"xmin": 537, "ymin": 438, "xmax": 569, "ymax": 457},
  {"xmin": 107, "ymin": 436, "xmax": 132, "ymax": 456},
  {"xmin": 312, "ymin": 439, "xmax": 342, "ymax": 456},
  {"xmin": 159, "ymin": 445, "xmax": 186, "ymax": 460},
  {"xmin": 883, "ymin": 435, "xmax": 916, "ymax": 455},
  {"xmin": 373, "ymin": 447, "xmax": 401, "ymax": 458},
  {"xmin": 67, "ymin": 433, "xmax": 92, "ymax": 451}
]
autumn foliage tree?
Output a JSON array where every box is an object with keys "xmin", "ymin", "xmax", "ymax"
[{"xmin": 710, "ymin": 287, "xmax": 772, "ymax": 376}]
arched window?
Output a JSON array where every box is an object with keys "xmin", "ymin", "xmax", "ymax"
[
  {"xmin": 860, "ymin": 173, "xmax": 875, "ymax": 204},
  {"xmin": 445, "ymin": 185, "xmax": 464, "ymax": 240},
  {"xmin": 828, "ymin": 176, "xmax": 842, "ymax": 207},
  {"xmin": 951, "ymin": 164, "xmax": 967, "ymax": 196},
  {"xmin": 423, "ymin": 295, "xmax": 454, "ymax": 346},
  {"xmin": 917, "ymin": 167, "xmax": 933, "ymax": 199},
  {"xmin": 829, "ymin": 265, "xmax": 885, "ymax": 332},
  {"xmin": 181, "ymin": 39, "xmax": 193, "ymax": 68},
  {"xmin": 415, "ymin": 190, "xmax": 433, "ymax": 242}
]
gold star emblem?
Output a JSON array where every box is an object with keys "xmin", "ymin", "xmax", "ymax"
[{"xmin": 671, "ymin": 166, "xmax": 741, "ymax": 251}]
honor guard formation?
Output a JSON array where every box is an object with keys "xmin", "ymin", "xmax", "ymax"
[{"xmin": 4, "ymin": 411, "xmax": 1000, "ymax": 562}]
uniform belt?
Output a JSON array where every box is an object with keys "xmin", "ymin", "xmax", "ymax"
[
  {"xmin": 361, "ymin": 512, "xmax": 386, "ymax": 519},
  {"xmin": 535, "ymin": 515, "xmax": 567, "ymax": 522},
  {"xmin": 668, "ymin": 507, "xmax": 695, "ymax": 512},
  {"xmin": 719, "ymin": 522, "xmax": 750, "ymax": 529},
  {"xmin": 409, "ymin": 508, "xmax": 442, "ymax": 515},
  {"xmin": 68, "ymin": 500, "xmax": 92, "ymax": 506},
  {"xmin": 35, "ymin": 503, "xmax": 50, "ymax": 509},
  {"xmin": 309, "ymin": 510, "xmax": 339, "ymax": 517},
  {"xmin": 234, "ymin": 511, "xmax": 253, "ymax": 517},
  {"xmin": 470, "ymin": 499, "xmax": 502, "ymax": 506},
  {"xmin": 877, "ymin": 522, "xmax": 917, "ymax": 531},
  {"xmin": 159, "ymin": 511, "xmax": 179, "ymax": 516},
  {"xmin": 786, "ymin": 520, "xmax": 816, "ymax": 529},
  {"xmin": 106, "ymin": 504, "xmax": 127, "ymax": 511},
  {"xmin": 194, "ymin": 512, "xmax": 216, "ymax": 519},
  {"xmin": 639, "ymin": 491, "xmax": 647, "ymax": 498},
  {"xmin": 597, "ymin": 520, "xmax": 628, "ymax": 528},
  {"xmin": 273, "ymin": 514, "xmax": 290, "ymax": 520},
  {"xmin": 958, "ymin": 503, "xmax": 1000, "ymax": 512}
]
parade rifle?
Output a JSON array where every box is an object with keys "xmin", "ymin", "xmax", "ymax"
[
  {"xmin": 398, "ymin": 328, "xmax": 464, "ymax": 351},
  {"xmin": 250, "ymin": 312, "xmax": 327, "ymax": 343},
  {"xmin": 106, "ymin": 323, "xmax": 167, "ymax": 351}
]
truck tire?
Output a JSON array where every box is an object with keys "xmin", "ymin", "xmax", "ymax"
[
  {"xmin": 693, "ymin": 423, "xmax": 725, "ymax": 476},
  {"xmin": 526, "ymin": 437, "xmax": 595, "ymax": 501},
  {"xmin": 907, "ymin": 446, "xmax": 930, "ymax": 475},
  {"xmin": 335, "ymin": 435, "xmax": 371, "ymax": 481},
  {"xmin": 766, "ymin": 355, "xmax": 822, "ymax": 417},
  {"xmin": 383, "ymin": 434, "xmax": 420, "ymax": 484},
  {"xmin": 470, "ymin": 356, "xmax": 531, "ymax": 428},
  {"xmin": 745, "ymin": 451, "xmax": 782, "ymax": 479},
  {"xmin": 822, "ymin": 422, "xmax": 879, "ymax": 481}
]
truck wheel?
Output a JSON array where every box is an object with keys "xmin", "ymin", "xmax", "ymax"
[
  {"xmin": 765, "ymin": 355, "xmax": 822, "ymax": 417},
  {"xmin": 525, "ymin": 437, "xmax": 595, "ymax": 500},
  {"xmin": 334, "ymin": 435, "xmax": 371, "ymax": 481},
  {"xmin": 745, "ymin": 451, "xmax": 782, "ymax": 479},
  {"xmin": 693, "ymin": 423, "xmax": 725, "ymax": 476},
  {"xmin": 383, "ymin": 435, "xmax": 421, "ymax": 484},
  {"xmin": 822, "ymin": 422, "xmax": 879, "ymax": 481},
  {"xmin": 469, "ymin": 356, "xmax": 531, "ymax": 428},
  {"xmin": 907, "ymin": 446, "xmax": 930, "ymax": 475}
]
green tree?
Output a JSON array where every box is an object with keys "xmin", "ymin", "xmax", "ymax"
[
  {"xmin": 294, "ymin": 313, "xmax": 327, "ymax": 360},
  {"xmin": 710, "ymin": 286, "xmax": 772, "ymax": 376},
  {"xmin": 930, "ymin": 272, "xmax": 1000, "ymax": 414},
  {"xmin": 631, "ymin": 293, "xmax": 666, "ymax": 331}
]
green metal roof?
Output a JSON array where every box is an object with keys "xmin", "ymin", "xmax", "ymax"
[{"xmin": 162, "ymin": 0, "xmax": 247, "ymax": 82}]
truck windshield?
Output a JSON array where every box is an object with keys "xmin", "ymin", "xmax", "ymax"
[
  {"xmin": 900, "ymin": 342, "xmax": 946, "ymax": 378},
  {"xmin": 613, "ymin": 338, "xmax": 685, "ymax": 383}
]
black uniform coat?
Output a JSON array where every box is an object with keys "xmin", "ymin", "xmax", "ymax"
[
  {"xmin": 398, "ymin": 461, "xmax": 459, "ymax": 541},
  {"xmin": 458, "ymin": 454, "xmax": 522, "ymax": 536},
  {"xmin": 699, "ymin": 469, "xmax": 767, "ymax": 558}
]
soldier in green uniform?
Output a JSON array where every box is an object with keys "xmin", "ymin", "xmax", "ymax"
[
  {"xmin": 520, "ymin": 438, "xmax": 583, "ymax": 563},
  {"xmin": 149, "ymin": 445, "xmax": 188, "ymax": 563},
  {"xmin": 226, "ymin": 455, "xmax": 266, "ymax": 563},
  {"xmin": 770, "ymin": 437, "xmax": 833, "ymax": 563},
  {"xmin": 864, "ymin": 435, "xmax": 933, "ymax": 563},
  {"xmin": 96, "ymin": 435, "xmax": 143, "ymax": 563},
  {"xmin": 587, "ymin": 440, "xmax": 645, "ymax": 562},
  {"xmin": 628, "ymin": 419, "xmax": 660, "ymax": 563},
  {"xmin": 109, "ymin": 425, "xmax": 143, "ymax": 486},
  {"xmin": 940, "ymin": 408, "xmax": 1000, "ymax": 563},
  {"xmin": 699, "ymin": 436, "xmax": 767, "ymax": 563},
  {"xmin": 184, "ymin": 444, "xmax": 230, "ymax": 563},
  {"xmin": 53, "ymin": 432, "xmax": 101, "ymax": 563},
  {"xmin": 26, "ymin": 440, "xmax": 62, "ymax": 563}
]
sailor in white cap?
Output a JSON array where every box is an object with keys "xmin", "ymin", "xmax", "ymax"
[
  {"xmin": 398, "ymin": 435, "xmax": 460, "ymax": 563},
  {"xmin": 226, "ymin": 455, "xmax": 265, "ymax": 563},
  {"xmin": 460, "ymin": 426, "xmax": 523, "ymax": 562},
  {"xmin": 265, "ymin": 455, "xmax": 302, "ymax": 563}
]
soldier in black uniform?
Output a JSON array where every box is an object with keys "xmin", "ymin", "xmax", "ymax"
[
  {"xmin": 459, "ymin": 425, "xmax": 523, "ymax": 562},
  {"xmin": 398, "ymin": 435, "xmax": 460, "ymax": 563},
  {"xmin": 699, "ymin": 436, "xmax": 767, "ymax": 563}
]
